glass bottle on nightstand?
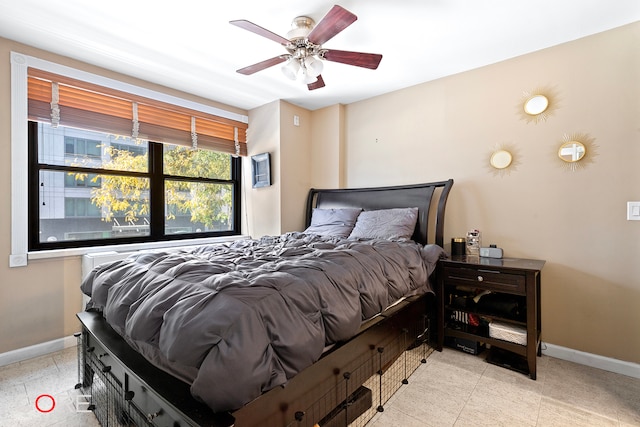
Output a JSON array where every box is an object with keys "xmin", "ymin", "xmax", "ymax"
[{"xmin": 466, "ymin": 229, "xmax": 481, "ymax": 256}]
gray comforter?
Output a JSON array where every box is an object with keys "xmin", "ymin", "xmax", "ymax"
[{"xmin": 81, "ymin": 232, "xmax": 444, "ymax": 412}]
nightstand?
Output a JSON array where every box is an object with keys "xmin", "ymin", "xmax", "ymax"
[{"xmin": 436, "ymin": 255, "xmax": 545, "ymax": 379}]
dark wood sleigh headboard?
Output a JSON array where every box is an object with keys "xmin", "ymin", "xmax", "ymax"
[{"xmin": 305, "ymin": 179, "xmax": 454, "ymax": 247}]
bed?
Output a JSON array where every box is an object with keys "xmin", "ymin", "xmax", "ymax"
[{"xmin": 76, "ymin": 179, "xmax": 453, "ymax": 427}]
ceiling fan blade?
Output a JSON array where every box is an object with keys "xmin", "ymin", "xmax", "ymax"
[
  {"xmin": 230, "ymin": 19, "xmax": 291, "ymax": 45},
  {"xmin": 307, "ymin": 75, "xmax": 325, "ymax": 90},
  {"xmin": 322, "ymin": 49, "xmax": 382, "ymax": 69},
  {"xmin": 237, "ymin": 56, "xmax": 288, "ymax": 75},
  {"xmin": 307, "ymin": 5, "xmax": 357, "ymax": 45}
]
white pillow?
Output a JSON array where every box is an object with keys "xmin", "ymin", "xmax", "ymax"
[{"xmin": 348, "ymin": 207, "xmax": 419, "ymax": 240}]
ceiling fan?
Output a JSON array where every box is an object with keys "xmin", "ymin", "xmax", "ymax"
[{"xmin": 230, "ymin": 5, "xmax": 383, "ymax": 90}]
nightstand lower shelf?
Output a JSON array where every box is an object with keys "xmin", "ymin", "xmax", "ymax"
[
  {"xmin": 485, "ymin": 347, "xmax": 531, "ymax": 376},
  {"xmin": 444, "ymin": 327, "xmax": 541, "ymax": 358}
]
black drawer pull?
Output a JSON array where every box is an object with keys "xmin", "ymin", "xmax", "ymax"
[
  {"xmin": 124, "ymin": 391, "xmax": 135, "ymax": 401},
  {"xmin": 101, "ymin": 366, "xmax": 111, "ymax": 373}
]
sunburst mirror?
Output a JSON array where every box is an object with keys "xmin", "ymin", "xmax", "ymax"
[
  {"xmin": 524, "ymin": 95, "xmax": 549, "ymax": 115},
  {"xmin": 557, "ymin": 133, "xmax": 597, "ymax": 171},
  {"xmin": 491, "ymin": 150, "xmax": 513, "ymax": 169},
  {"xmin": 518, "ymin": 86, "xmax": 558, "ymax": 124},
  {"xmin": 488, "ymin": 144, "xmax": 519, "ymax": 176}
]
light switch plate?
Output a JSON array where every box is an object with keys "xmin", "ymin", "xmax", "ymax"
[{"xmin": 627, "ymin": 202, "xmax": 640, "ymax": 220}]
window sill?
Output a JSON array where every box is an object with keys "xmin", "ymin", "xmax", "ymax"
[{"xmin": 26, "ymin": 235, "xmax": 250, "ymax": 262}]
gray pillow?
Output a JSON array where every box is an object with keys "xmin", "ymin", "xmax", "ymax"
[
  {"xmin": 304, "ymin": 208, "xmax": 362, "ymax": 237},
  {"xmin": 348, "ymin": 207, "xmax": 419, "ymax": 240}
]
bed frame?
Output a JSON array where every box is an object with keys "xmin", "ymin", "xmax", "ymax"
[{"xmin": 76, "ymin": 179, "xmax": 453, "ymax": 427}]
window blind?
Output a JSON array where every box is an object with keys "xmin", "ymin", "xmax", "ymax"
[{"xmin": 27, "ymin": 68, "xmax": 247, "ymax": 156}]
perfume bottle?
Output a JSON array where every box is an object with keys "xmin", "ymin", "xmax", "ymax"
[{"xmin": 466, "ymin": 229, "xmax": 481, "ymax": 256}]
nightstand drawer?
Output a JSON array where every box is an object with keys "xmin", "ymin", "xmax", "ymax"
[{"xmin": 442, "ymin": 266, "xmax": 525, "ymax": 294}]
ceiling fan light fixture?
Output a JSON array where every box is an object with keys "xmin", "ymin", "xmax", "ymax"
[
  {"xmin": 286, "ymin": 16, "xmax": 315, "ymax": 41},
  {"xmin": 281, "ymin": 59, "xmax": 300, "ymax": 80},
  {"xmin": 304, "ymin": 56, "xmax": 323, "ymax": 77},
  {"xmin": 299, "ymin": 67, "xmax": 318, "ymax": 84}
]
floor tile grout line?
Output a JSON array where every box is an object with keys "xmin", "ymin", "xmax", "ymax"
[
  {"xmin": 533, "ymin": 357, "xmax": 547, "ymax": 427},
  {"xmin": 452, "ymin": 358, "xmax": 487, "ymax": 426}
]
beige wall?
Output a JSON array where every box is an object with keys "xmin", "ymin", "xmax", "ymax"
[
  {"xmin": 343, "ymin": 23, "xmax": 640, "ymax": 364},
  {"xmin": 245, "ymin": 100, "xmax": 313, "ymax": 237},
  {"xmin": 245, "ymin": 101, "xmax": 282, "ymax": 238},
  {"xmin": 2, "ymin": 21, "xmax": 639, "ymax": 367},
  {"xmin": 311, "ymin": 104, "xmax": 346, "ymax": 189},
  {"xmin": 0, "ymin": 38, "xmax": 248, "ymax": 354},
  {"xmin": 279, "ymin": 101, "xmax": 312, "ymax": 233}
]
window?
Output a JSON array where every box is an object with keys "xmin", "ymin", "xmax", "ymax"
[
  {"xmin": 21, "ymin": 62, "xmax": 247, "ymax": 252},
  {"xmin": 64, "ymin": 173, "xmax": 101, "ymax": 188},
  {"xmin": 64, "ymin": 198, "xmax": 102, "ymax": 217},
  {"xmin": 10, "ymin": 53, "xmax": 249, "ymax": 265},
  {"xmin": 30, "ymin": 122, "xmax": 241, "ymax": 250},
  {"xmin": 64, "ymin": 136, "xmax": 102, "ymax": 158}
]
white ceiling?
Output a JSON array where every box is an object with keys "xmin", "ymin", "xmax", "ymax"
[{"xmin": 1, "ymin": 0, "xmax": 639, "ymax": 111}]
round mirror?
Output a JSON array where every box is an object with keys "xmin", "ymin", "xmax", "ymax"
[
  {"xmin": 524, "ymin": 95, "xmax": 549, "ymax": 115},
  {"xmin": 558, "ymin": 141, "xmax": 586, "ymax": 163},
  {"xmin": 490, "ymin": 150, "xmax": 513, "ymax": 169}
]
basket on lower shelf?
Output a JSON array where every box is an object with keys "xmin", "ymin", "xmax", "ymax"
[{"xmin": 488, "ymin": 321, "xmax": 527, "ymax": 345}]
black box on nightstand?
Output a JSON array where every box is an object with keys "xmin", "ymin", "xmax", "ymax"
[{"xmin": 444, "ymin": 336, "xmax": 486, "ymax": 355}]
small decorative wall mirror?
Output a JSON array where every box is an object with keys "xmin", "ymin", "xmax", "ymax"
[
  {"xmin": 251, "ymin": 152, "xmax": 271, "ymax": 188},
  {"xmin": 558, "ymin": 141, "xmax": 586, "ymax": 163},
  {"xmin": 518, "ymin": 86, "xmax": 558, "ymax": 124},
  {"xmin": 524, "ymin": 95, "xmax": 549, "ymax": 116},
  {"xmin": 490, "ymin": 150, "xmax": 513, "ymax": 169},
  {"xmin": 557, "ymin": 133, "xmax": 597, "ymax": 171},
  {"xmin": 488, "ymin": 143, "xmax": 519, "ymax": 177}
]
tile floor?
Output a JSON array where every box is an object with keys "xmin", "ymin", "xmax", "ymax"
[
  {"xmin": 368, "ymin": 348, "xmax": 640, "ymax": 427},
  {"xmin": 0, "ymin": 346, "xmax": 99, "ymax": 427},
  {"xmin": 0, "ymin": 345, "xmax": 638, "ymax": 427}
]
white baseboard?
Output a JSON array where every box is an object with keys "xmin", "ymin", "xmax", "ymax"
[
  {"xmin": 0, "ymin": 335, "xmax": 78, "ymax": 367},
  {"xmin": 542, "ymin": 342, "xmax": 640, "ymax": 379}
]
